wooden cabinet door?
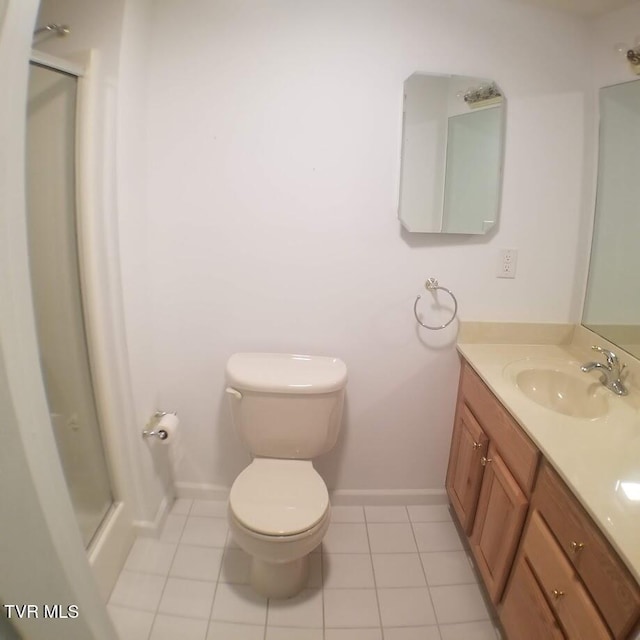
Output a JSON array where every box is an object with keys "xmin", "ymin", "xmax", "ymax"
[
  {"xmin": 500, "ymin": 553, "xmax": 565, "ymax": 640},
  {"xmin": 446, "ymin": 403, "xmax": 488, "ymax": 534},
  {"xmin": 470, "ymin": 445, "xmax": 528, "ymax": 603}
]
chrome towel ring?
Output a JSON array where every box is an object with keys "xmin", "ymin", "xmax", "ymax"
[{"xmin": 413, "ymin": 278, "xmax": 458, "ymax": 330}]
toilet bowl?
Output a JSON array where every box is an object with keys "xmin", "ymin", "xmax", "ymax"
[
  {"xmin": 225, "ymin": 352, "xmax": 347, "ymax": 598},
  {"xmin": 229, "ymin": 458, "xmax": 330, "ymax": 598}
]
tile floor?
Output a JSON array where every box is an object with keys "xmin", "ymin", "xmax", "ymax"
[{"xmin": 108, "ymin": 500, "xmax": 501, "ymax": 640}]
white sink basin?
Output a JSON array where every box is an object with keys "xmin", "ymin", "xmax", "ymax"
[{"xmin": 504, "ymin": 358, "xmax": 609, "ymax": 419}]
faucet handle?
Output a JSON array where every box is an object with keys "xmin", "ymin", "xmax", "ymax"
[{"xmin": 591, "ymin": 345, "xmax": 622, "ymax": 371}]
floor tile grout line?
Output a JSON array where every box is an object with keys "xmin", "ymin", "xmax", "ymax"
[
  {"xmin": 112, "ymin": 500, "xmax": 496, "ymax": 639},
  {"xmin": 186, "ymin": 499, "xmax": 195, "ymax": 516},
  {"xmin": 263, "ymin": 559, "xmax": 270, "ymax": 636},
  {"xmin": 107, "ymin": 601, "xmax": 159, "ymax": 615},
  {"xmin": 320, "ymin": 543, "xmax": 326, "ymax": 640},
  {"xmin": 109, "ymin": 537, "xmax": 179, "ymax": 638},
  {"xmin": 418, "ymin": 549, "xmax": 480, "ymax": 588},
  {"xmin": 263, "ymin": 596, "xmax": 269, "ymax": 640},
  {"xmin": 409, "ymin": 512, "xmax": 442, "ymax": 633},
  {"xmin": 364, "ymin": 506, "xmax": 386, "ymax": 639},
  {"xmin": 149, "ymin": 500, "xmax": 225, "ymax": 638},
  {"xmin": 145, "ymin": 538, "xmax": 180, "ymax": 640},
  {"xmin": 203, "ymin": 527, "xmax": 229, "ymax": 640},
  {"xmin": 171, "ymin": 508, "xmax": 189, "ymax": 542}
]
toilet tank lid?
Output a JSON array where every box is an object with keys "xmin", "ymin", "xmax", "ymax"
[{"xmin": 226, "ymin": 353, "xmax": 347, "ymax": 394}]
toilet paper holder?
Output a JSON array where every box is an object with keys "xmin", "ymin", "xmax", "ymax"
[{"xmin": 142, "ymin": 410, "xmax": 177, "ymax": 440}]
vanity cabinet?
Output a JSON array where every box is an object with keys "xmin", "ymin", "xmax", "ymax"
[
  {"xmin": 447, "ymin": 358, "xmax": 640, "ymax": 639},
  {"xmin": 446, "ymin": 362, "xmax": 539, "ymax": 603},
  {"xmin": 501, "ymin": 461, "xmax": 640, "ymax": 639}
]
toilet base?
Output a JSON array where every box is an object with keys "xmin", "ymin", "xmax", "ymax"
[{"xmin": 250, "ymin": 555, "xmax": 310, "ymax": 599}]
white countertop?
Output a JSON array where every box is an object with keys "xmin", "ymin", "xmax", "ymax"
[{"xmin": 457, "ymin": 341, "xmax": 640, "ymax": 583}]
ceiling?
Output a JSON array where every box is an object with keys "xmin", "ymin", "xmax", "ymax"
[{"xmin": 509, "ymin": 0, "xmax": 636, "ymax": 16}]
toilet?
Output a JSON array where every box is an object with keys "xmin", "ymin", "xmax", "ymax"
[{"xmin": 225, "ymin": 352, "xmax": 347, "ymax": 599}]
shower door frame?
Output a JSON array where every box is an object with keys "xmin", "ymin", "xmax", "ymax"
[{"xmin": 29, "ymin": 48, "xmax": 137, "ymax": 600}]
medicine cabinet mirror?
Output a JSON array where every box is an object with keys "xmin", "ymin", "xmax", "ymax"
[
  {"xmin": 398, "ymin": 73, "xmax": 505, "ymax": 234},
  {"xmin": 582, "ymin": 78, "xmax": 640, "ymax": 359}
]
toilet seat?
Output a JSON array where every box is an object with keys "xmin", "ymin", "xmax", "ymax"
[{"xmin": 229, "ymin": 458, "xmax": 329, "ymax": 536}]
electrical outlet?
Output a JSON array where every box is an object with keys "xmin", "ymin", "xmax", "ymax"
[{"xmin": 497, "ymin": 249, "xmax": 518, "ymax": 279}]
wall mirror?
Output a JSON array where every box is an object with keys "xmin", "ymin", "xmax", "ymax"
[
  {"xmin": 582, "ymin": 79, "xmax": 640, "ymax": 359},
  {"xmin": 398, "ymin": 73, "xmax": 506, "ymax": 234}
]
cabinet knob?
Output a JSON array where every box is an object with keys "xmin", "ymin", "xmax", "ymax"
[
  {"xmin": 551, "ymin": 589, "xmax": 565, "ymax": 599},
  {"xmin": 569, "ymin": 541, "xmax": 585, "ymax": 553},
  {"xmin": 472, "ymin": 441, "xmax": 483, "ymax": 450},
  {"xmin": 480, "ymin": 456, "xmax": 493, "ymax": 467}
]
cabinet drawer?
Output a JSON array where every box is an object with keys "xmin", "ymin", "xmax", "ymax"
[
  {"xmin": 533, "ymin": 462, "xmax": 640, "ymax": 639},
  {"xmin": 460, "ymin": 363, "xmax": 539, "ymax": 495},
  {"xmin": 501, "ymin": 553, "xmax": 564, "ymax": 640},
  {"xmin": 524, "ymin": 510, "xmax": 611, "ymax": 639}
]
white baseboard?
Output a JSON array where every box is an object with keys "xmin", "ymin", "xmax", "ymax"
[
  {"xmin": 88, "ymin": 501, "xmax": 135, "ymax": 601},
  {"xmin": 173, "ymin": 481, "xmax": 447, "ymax": 507},
  {"xmin": 329, "ymin": 488, "xmax": 448, "ymax": 506},
  {"xmin": 174, "ymin": 481, "xmax": 230, "ymax": 502},
  {"xmin": 133, "ymin": 494, "xmax": 172, "ymax": 538}
]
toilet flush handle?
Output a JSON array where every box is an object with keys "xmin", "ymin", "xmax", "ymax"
[{"xmin": 225, "ymin": 387, "xmax": 243, "ymax": 400}]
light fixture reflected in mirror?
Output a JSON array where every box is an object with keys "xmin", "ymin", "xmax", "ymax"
[
  {"xmin": 627, "ymin": 53, "xmax": 640, "ymax": 76},
  {"xmin": 614, "ymin": 38, "xmax": 640, "ymax": 75},
  {"xmin": 32, "ymin": 23, "xmax": 71, "ymax": 43},
  {"xmin": 459, "ymin": 82, "xmax": 503, "ymax": 108}
]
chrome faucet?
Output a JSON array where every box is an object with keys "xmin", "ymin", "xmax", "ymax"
[{"xmin": 581, "ymin": 345, "xmax": 628, "ymax": 396}]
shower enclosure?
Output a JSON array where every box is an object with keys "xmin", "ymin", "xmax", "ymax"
[{"xmin": 26, "ymin": 60, "xmax": 113, "ymax": 547}]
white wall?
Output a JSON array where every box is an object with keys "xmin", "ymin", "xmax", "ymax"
[
  {"xmin": 144, "ymin": 0, "xmax": 593, "ymax": 494},
  {"xmin": 116, "ymin": 0, "xmax": 176, "ymax": 523}
]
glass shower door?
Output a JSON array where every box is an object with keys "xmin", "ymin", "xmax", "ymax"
[{"xmin": 26, "ymin": 62, "xmax": 113, "ymax": 547}]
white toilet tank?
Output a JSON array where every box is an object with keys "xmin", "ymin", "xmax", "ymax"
[{"xmin": 225, "ymin": 353, "xmax": 347, "ymax": 459}]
